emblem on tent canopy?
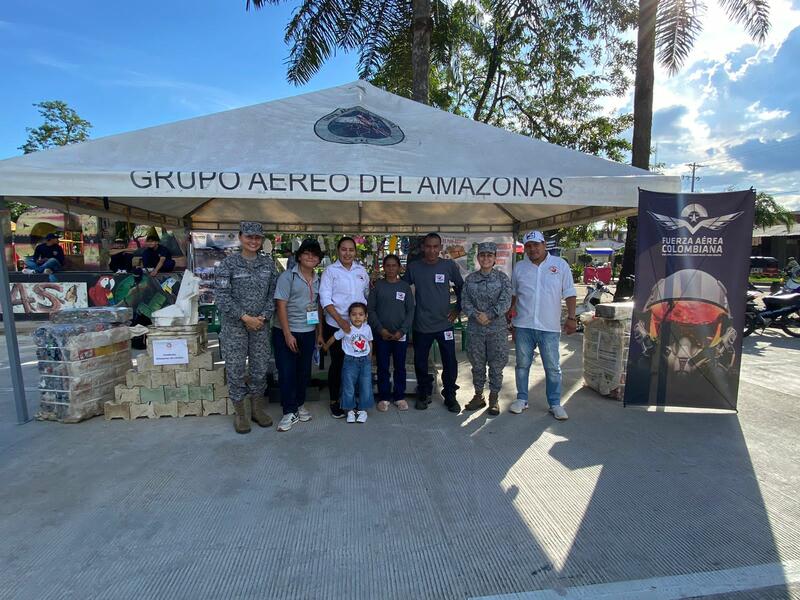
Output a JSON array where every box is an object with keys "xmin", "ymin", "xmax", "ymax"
[{"xmin": 314, "ymin": 106, "xmax": 405, "ymax": 146}]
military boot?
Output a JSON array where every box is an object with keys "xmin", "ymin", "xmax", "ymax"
[
  {"xmin": 487, "ymin": 391, "xmax": 500, "ymax": 416},
  {"xmin": 465, "ymin": 392, "xmax": 486, "ymax": 411},
  {"xmin": 232, "ymin": 400, "xmax": 251, "ymax": 434},
  {"xmin": 250, "ymin": 394, "xmax": 273, "ymax": 428}
]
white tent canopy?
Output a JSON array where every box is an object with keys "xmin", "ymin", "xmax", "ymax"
[{"xmin": 0, "ymin": 80, "xmax": 679, "ymax": 233}]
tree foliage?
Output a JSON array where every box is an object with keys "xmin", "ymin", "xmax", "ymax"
[
  {"xmin": 19, "ymin": 100, "xmax": 92, "ymax": 154},
  {"xmin": 12, "ymin": 101, "xmax": 92, "ymax": 221},
  {"xmin": 754, "ymin": 191, "xmax": 795, "ymax": 231},
  {"xmin": 557, "ymin": 223, "xmax": 596, "ymax": 248},
  {"xmin": 656, "ymin": 0, "xmax": 769, "ymax": 74},
  {"xmin": 374, "ymin": 0, "xmax": 638, "ymax": 160}
]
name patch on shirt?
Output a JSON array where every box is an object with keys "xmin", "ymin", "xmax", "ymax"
[
  {"xmin": 549, "ymin": 266, "xmax": 559, "ymax": 273},
  {"xmin": 395, "ymin": 291, "xmax": 406, "ymax": 301},
  {"xmin": 435, "ymin": 274, "xmax": 446, "ymax": 284}
]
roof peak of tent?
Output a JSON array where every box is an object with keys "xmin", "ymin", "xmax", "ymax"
[{"xmin": 0, "ymin": 78, "xmax": 649, "ymax": 177}]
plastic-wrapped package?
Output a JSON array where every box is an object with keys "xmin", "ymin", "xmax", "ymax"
[
  {"xmin": 583, "ymin": 316, "xmax": 631, "ymax": 399},
  {"xmin": 49, "ymin": 306, "xmax": 133, "ymax": 324},
  {"xmin": 33, "ymin": 321, "xmax": 133, "ymax": 423}
]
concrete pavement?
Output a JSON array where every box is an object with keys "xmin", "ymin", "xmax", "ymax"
[{"xmin": 1, "ymin": 326, "xmax": 799, "ymax": 599}]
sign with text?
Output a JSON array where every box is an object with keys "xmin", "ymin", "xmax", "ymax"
[
  {"xmin": 623, "ymin": 190, "xmax": 755, "ymax": 410},
  {"xmin": 3, "ymin": 282, "xmax": 88, "ymax": 314},
  {"xmin": 152, "ymin": 339, "xmax": 189, "ymax": 365}
]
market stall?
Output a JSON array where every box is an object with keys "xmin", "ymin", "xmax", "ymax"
[{"xmin": 0, "ymin": 79, "xmax": 680, "ymax": 422}]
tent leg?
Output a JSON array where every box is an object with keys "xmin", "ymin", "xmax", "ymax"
[{"xmin": 0, "ymin": 198, "xmax": 30, "ymax": 424}]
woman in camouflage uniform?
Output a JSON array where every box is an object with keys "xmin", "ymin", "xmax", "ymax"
[
  {"xmin": 462, "ymin": 242, "xmax": 512, "ymax": 415},
  {"xmin": 214, "ymin": 221, "xmax": 278, "ymax": 434}
]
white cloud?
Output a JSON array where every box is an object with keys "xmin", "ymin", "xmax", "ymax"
[
  {"xmin": 635, "ymin": 1, "xmax": 800, "ymax": 208},
  {"xmin": 745, "ymin": 102, "xmax": 791, "ymax": 122}
]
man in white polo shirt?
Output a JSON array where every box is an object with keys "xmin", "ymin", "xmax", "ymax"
[{"xmin": 507, "ymin": 230, "xmax": 577, "ymax": 420}]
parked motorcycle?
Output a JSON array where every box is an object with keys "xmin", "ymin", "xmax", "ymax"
[
  {"xmin": 576, "ymin": 278, "xmax": 614, "ymax": 331},
  {"xmin": 744, "ymin": 290, "xmax": 800, "ymax": 337}
]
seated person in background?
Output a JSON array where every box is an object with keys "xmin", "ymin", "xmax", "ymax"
[
  {"xmin": 109, "ymin": 238, "xmax": 134, "ymax": 273},
  {"xmin": 23, "ymin": 233, "xmax": 65, "ymax": 280},
  {"xmin": 142, "ymin": 234, "xmax": 175, "ymax": 275}
]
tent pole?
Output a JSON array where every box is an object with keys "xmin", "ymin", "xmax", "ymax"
[{"xmin": 0, "ymin": 197, "xmax": 31, "ymax": 424}]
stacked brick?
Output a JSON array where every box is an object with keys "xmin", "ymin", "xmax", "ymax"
[{"xmin": 105, "ymin": 322, "xmax": 231, "ymax": 420}]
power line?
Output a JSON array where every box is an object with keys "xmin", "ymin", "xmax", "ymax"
[{"xmin": 682, "ymin": 162, "xmax": 705, "ymax": 192}]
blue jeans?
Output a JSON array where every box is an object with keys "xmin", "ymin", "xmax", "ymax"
[
  {"xmin": 514, "ymin": 327, "xmax": 562, "ymax": 407},
  {"xmin": 25, "ymin": 258, "xmax": 61, "ymax": 282},
  {"xmin": 272, "ymin": 328, "xmax": 316, "ymax": 415},
  {"xmin": 340, "ymin": 355, "xmax": 374, "ymax": 410},
  {"xmin": 374, "ymin": 337, "xmax": 408, "ymax": 401},
  {"xmin": 413, "ymin": 329, "xmax": 458, "ymax": 398}
]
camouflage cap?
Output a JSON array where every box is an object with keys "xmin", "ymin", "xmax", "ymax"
[
  {"xmin": 240, "ymin": 221, "xmax": 264, "ymax": 236},
  {"xmin": 477, "ymin": 242, "xmax": 497, "ymax": 254}
]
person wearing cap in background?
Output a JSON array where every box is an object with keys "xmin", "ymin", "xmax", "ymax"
[
  {"xmin": 142, "ymin": 234, "xmax": 176, "ymax": 275},
  {"xmin": 215, "ymin": 221, "xmax": 279, "ymax": 434},
  {"xmin": 273, "ymin": 238, "xmax": 325, "ymax": 432},
  {"xmin": 462, "ymin": 242, "xmax": 512, "ymax": 415},
  {"xmin": 23, "ymin": 232, "xmax": 65, "ymax": 282},
  {"xmin": 507, "ymin": 230, "xmax": 577, "ymax": 420}
]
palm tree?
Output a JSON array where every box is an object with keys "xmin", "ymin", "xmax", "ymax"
[
  {"xmin": 246, "ymin": 0, "xmax": 433, "ymax": 104},
  {"xmin": 615, "ymin": 0, "xmax": 770, "ymax": 299}
]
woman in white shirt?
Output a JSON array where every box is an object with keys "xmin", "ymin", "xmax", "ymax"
[{"xmin": 319, "ymin": 236, "xmax": 369, "ymax": 418}]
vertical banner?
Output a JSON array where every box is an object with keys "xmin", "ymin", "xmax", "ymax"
[{"xmin": 624, "ymin": 189, "xmax": 755, "ymax": 410}]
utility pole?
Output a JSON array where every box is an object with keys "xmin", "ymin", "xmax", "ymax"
[{"xmin": 684, "ymin": 162, "xmax": 705, "ymax": 192}]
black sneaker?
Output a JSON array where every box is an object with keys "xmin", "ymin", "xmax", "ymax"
[
  {"xmin": 330, "ymin": 403, "xmax": 346, "ymax": 419},
  {"xmin": 415, "ymin": 394, "xmax": 430, "ymax": 410},
  {"xmin": 445, "ymin": 400, "xmax": 461, "ymax": 413}
]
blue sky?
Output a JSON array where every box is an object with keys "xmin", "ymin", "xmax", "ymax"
[
  {"xmin": 3, "ymin": 0, "xmax": 800, "ymax": 209},
  {"xmin": 0, "ymin": 1, "xmax": 358, "ymax": 154}
]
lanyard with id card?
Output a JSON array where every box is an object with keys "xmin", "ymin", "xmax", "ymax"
[{"xmin": 293, "ymin": 271, "xmax": 320, "ymax": 325}]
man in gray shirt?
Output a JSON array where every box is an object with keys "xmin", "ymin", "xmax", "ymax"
[{"xmin": 403, "ymin": 233, "xmax": 464, "ymax": 412}]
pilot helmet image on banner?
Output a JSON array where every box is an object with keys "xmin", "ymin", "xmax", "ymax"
[{"xmin": 633, "ymin": 269, "xmax": 737, "ymax": 375}]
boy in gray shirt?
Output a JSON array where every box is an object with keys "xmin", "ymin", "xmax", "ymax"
[{"xmin": 403, "ymin": 233, "xmax": 464, "ymax": 413}]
